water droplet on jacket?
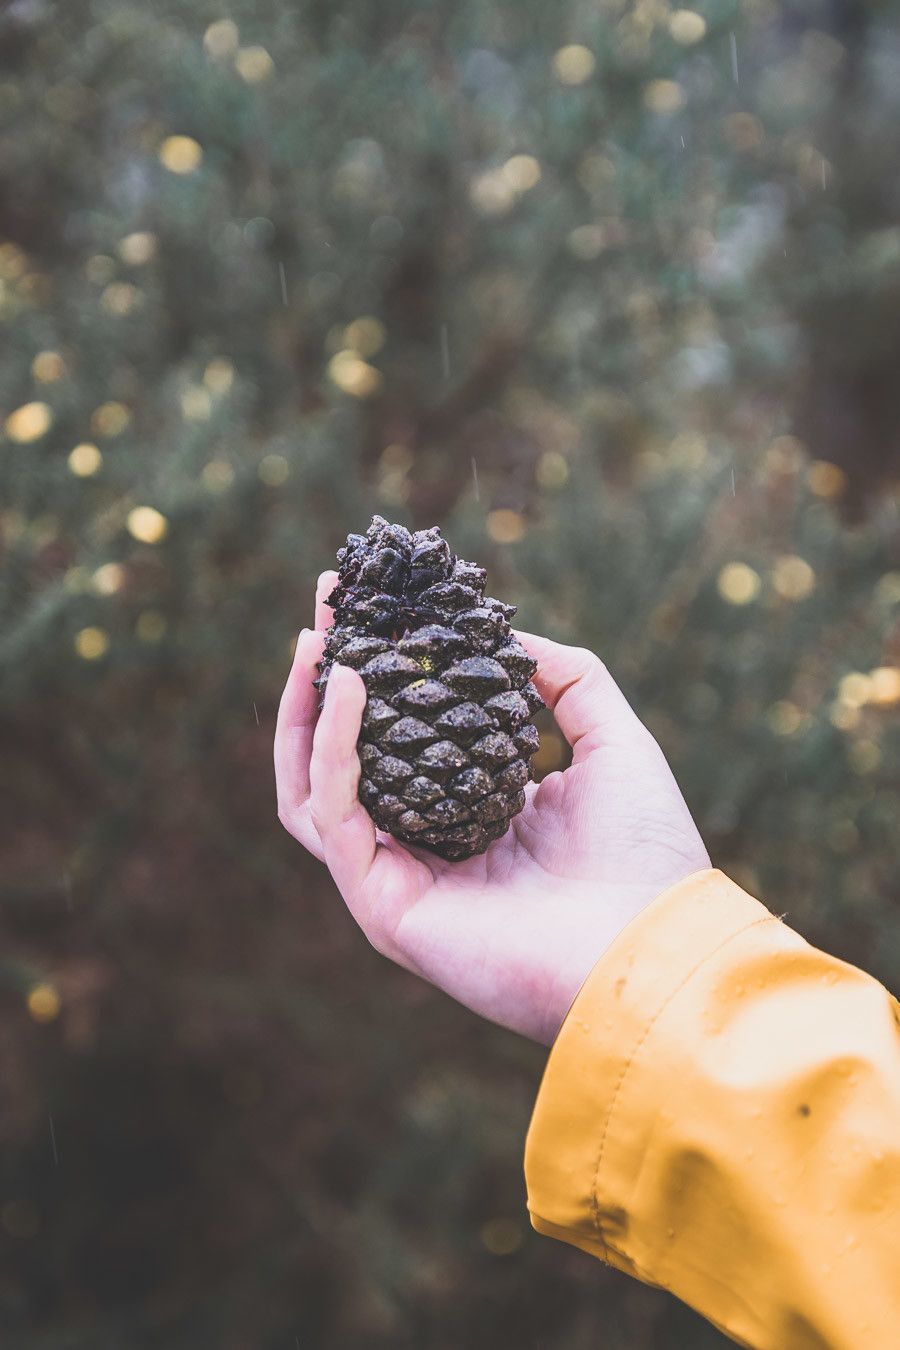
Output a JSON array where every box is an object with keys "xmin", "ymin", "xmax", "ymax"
[{"xmin": 666, "ymin": 1227, "xmax": 675, "ymax": 1238}]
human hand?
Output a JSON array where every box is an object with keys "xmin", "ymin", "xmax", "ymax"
[{"xmin": 275, "ymin": 572, "xmax": 710, "ymax": 1044}]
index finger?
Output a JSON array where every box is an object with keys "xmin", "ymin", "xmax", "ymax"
[{"xmin": 514, "ymin": 630, "xmax": 645, "ymax": 757}]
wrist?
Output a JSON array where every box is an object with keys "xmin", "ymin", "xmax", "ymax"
[{"xmin": 538, "ymin": 867, "xmax": 711, "ymax": 1045}]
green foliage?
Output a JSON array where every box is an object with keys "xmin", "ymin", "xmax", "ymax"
[{"xmin": 1, "ymin": 0, "xmax": 898, "ymax": 1345}]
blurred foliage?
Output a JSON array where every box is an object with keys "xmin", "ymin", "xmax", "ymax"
[{"xmin": 1, "ymin": 0, "xmax": 899, "ymax": 1346}]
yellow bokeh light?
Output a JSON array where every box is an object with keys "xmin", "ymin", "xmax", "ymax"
[
  {"xmin": 158, "ymin": 135, "xmax": 203, "ymax": 175},
  {"xmin": 203, "ymin": 18, "xmax": 239, "ymax": 58},
  {"xmin": 380, "ymin": 443, "xmax": 414, "ymax": 472},
  {"xmin": 118, "ymin": 231, "xmax": 158, "ymax": 266},
  {"xmin": 868, "ymin": 666, "xmax": 900, "ymax": 707},
  {"xmin": 0, "ymin": 242, "xmax": 27, "ymax": 279},
  {"xmin": 101, "ymin": 282, "xmax": 140, "ymax": 315},
  {"xmin": 487, "ymin": 509, "xmax": 526, "ymax": 544},
  {"xmin": 669, "ymin": 9, "xmax": 707, "ymax": 44},
  {"xmin": 181, "ymin": 386, "xmax": 212, "ymax": 420},
  {"xmin": 480, "ymin": 1217, "xmax": 524, "ymax": 1256},
  {"xmin": 127, "ymin": 505, "xmax": 169, "ymax": 544},
  {"xmin": 204, "ymin": 357, "xmax": 235, "ymax": 393},
  {"xmin": 92, "ymin": 562, "xmax": 126, "ymax": 595},
  {"xmin": 536, "ymin": 450, "xmax": 570, "ymax": 490},
  {"xmin": 136, "ymin": 609, "xmax": 167, "ymax": 642},
  {"xmin": 68, "ymin": 442, "xmax": 102, "ymax": 477},
  {"xmin": 501, "ymin": 154, "xmax": 541, "ymax": 192},
  {"xmin": 32, "ymin": 351, "xmax": 65, "ymax": 383},
  {"xmin": 27, "ymin": 982, "xmax": 61, "ymax": 1023},
  {"xmin": 85, "ymin": 254, "xmax": 115, "ymax": 284},
  {"xmin": 552, "ymin": 45, "xmax": 596, "ymax": 85},
  {"xmin": 723, "ymin": 113, "xmax": 764, "ymax": 153},
  {"xmin": 235, "ymin": 46, "xmax": 274, "ymax": 83},
  {"xmin": 767, "ymin": 701, "xmax": 806, "ymax": 736},
  {"xmin": 644, "ymin": 80, "xmax": 685, "ymax": 114},
  {"xmin": 807, "ymin": 459, "xmax": 847, "ymax": 499},
  {"xmin": 74, "ymin": 626, "xmax": 109, "ymax": 660},
  {"xmin": 848, "ymin": 740, "xmax": 881, "ymax": 775},
  {"xmin": 717, "ymin": 562, "xmax": 761, "ymax": 605},
  {"xmin": 469, "ymin": 170, "xmax": 516, "ymax": 216},
  {"xmin": 838, "ymin": 672, "xmax": 872, "ymax": 707},
  {"xmin": 772, "ymin": 554, "xmax": 816, "ymax": 601},
  {"xmin": 201, "ymin": 459, "xmax": 234, "ymax": 491},
  {"xmin": 20, "ymin": 273, "xmax": 51, "ymax": 302},
  {"xmin": 829, "ymin": 700, "xmax": 860, "ymax": 732},
  {"xmin": 577, "ymin": 153, "xmax": 615, "ymax": 192},
  {"xmin": 5, "ymin": 402, "xmax": 53, "ymax": 443},
  {"xmin": 258, "ymin": 453, "xmax": 290, "ymax": 485},
  {"xmin": 344, "ymin": 316, "xmax": 386, "ymax": 357},
  {"xmin": 327, "ymin": 350, "xmax": 382, "ymax": 398},
  {"xmin": 765, "ymin": 435, "xmax": 805, "ymax": 473},
  {"xmin": 670, "ymin": 432, "xmax": 708, "ymax": 470},
  {"xmin": 91, "ymin": 402, "xmax": 131, "ymax": 436},
  {"xmin": 101, "ymin": 283, "xmax": 137, "ymax": 317},
  {"xmin": 875, "ymin": 572, "xmax": 900, "ymax": 605}
]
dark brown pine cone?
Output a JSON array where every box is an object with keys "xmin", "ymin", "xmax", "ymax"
[{"xmin": 315, "ymin": 516, "xmax": 544, "ymax": 861}]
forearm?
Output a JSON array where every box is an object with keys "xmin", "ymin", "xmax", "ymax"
[{"xmin": 525, "ymin": 870, "xmax": 900, "ymax": 1349}]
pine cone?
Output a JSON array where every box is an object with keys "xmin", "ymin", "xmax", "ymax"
[{"xmin": 316, "ymin": 516, "xmax": 544, "ymax": 861}]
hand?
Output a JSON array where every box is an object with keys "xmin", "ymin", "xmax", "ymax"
[{"xmin": 275, "ymin": 573, "xmax": 710, "ymax": 1044}]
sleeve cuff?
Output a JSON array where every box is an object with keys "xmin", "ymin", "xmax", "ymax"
[{"xmin": 523, "ymin": 868, "xmax": 778, "ymax": 1271}]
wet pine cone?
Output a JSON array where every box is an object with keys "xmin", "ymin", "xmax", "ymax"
[{"xmin": 315, "ymin": 516, "xmax": 544, "ymax": 861}]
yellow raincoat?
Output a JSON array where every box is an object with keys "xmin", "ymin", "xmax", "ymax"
[{"xmin": 525, "ymin": 870, "xmax": 900, "ymax": 1349}]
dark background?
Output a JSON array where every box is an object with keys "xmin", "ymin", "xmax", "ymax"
[{"xmin": 1, "ymin": 1, "xmax": 899, "ymax": 1346}]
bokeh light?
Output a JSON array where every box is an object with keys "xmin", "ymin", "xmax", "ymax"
[
  {"xmin": 3, "ymin": 3, "xmax": 900, "ymax": 1345},
  {"xmin": 126, "ymin": 506, "xmax": 169, "ymax": 543}
]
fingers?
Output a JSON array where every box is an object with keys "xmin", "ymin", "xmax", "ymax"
[
  {"xmin": 274, "ymin": 627, "xmax": 326, "ymax": 856},
  {"xmin": 514, "ymin": 630, "xmax": 646, "ymax": 758},
  {"xmin": 315, "ymin": 570, "xmax": 339, "ymax": 631},
  {"xmin": 308, "ymin": 663, "xmax": 379, "ymax": 907}
]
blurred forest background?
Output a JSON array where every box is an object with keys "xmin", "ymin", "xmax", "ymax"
[{"xmin": 1, "ymin": 0, "xmax": 899, "ymax": 1346}]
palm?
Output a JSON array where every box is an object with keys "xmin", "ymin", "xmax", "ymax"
[{"xmin": 276, "ymin": 573, "xmax": 708, "ymax": 1044}]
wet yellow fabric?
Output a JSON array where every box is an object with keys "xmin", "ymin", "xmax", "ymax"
[{"xmin": 525, "ymin": 870, "xmax": 900, "ymax": 1349}]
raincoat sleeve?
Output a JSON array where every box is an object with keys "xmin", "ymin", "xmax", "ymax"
[{"xmin": 524, "ymin": 868, "xmax": 900, "ymax": 1350}]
